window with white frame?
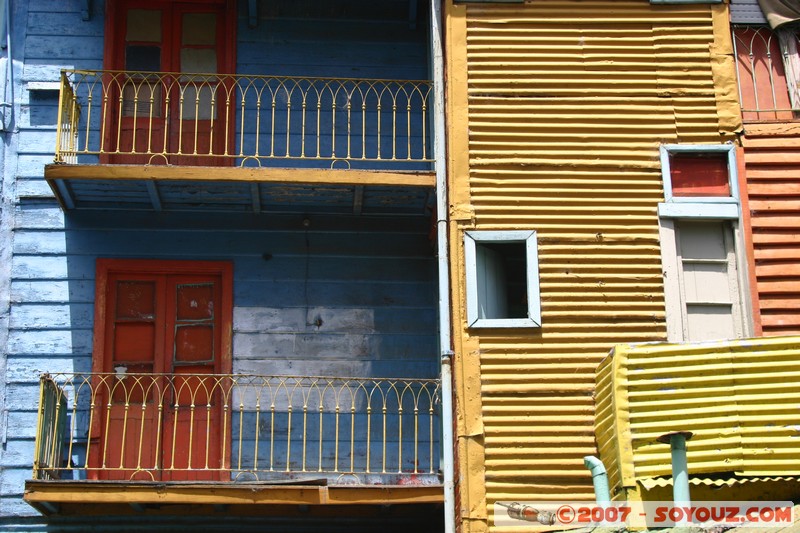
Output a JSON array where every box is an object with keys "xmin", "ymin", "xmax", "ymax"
[
  {"xmin": 658, "ymin": 144, "xmax": 751, "ymax": 342},
  {"xmin": 464, "ymin": 230, "xmax": 541, "ymax": 328}
]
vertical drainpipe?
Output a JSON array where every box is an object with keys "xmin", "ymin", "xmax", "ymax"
[
  {"xmin": 1, "ymin": 0, "xmax": 13, "ymax": 130},
  {"xmin": 431, "ymin": 1, "xmax": 455, "ymax": 532}
]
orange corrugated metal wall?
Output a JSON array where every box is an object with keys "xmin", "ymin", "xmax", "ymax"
[{"xmin": 742, "ymin": 135, "xmax": 800, "ymax": 336}]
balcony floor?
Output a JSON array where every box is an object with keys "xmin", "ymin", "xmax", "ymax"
[
  {"xmin": 44, "ymin": 164, "xmax": 435, "ymax": 214},
  {"xmin": 24, "ymin": 479, "xmax": 444, "ymax": 517}
]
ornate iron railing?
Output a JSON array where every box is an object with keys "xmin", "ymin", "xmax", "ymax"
[
  {"xmin": 732, "ymin": 25, "xmax": 800, "ymax": 121},
  {"xmin": 54, "ymin": 70, "xmax": 433, "ymax": 167},
  {"xmin": 32, "ymin": 373, "xmax": 441, "ymax": 483}
]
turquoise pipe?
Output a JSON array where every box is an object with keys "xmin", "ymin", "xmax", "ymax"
[
  {"xmin": 668, "ymin": 433, "xmax": 691, "ymax": 508},
  {"xmin": 583, "ymin": 455, "xmax": 611, "ymax": 507}
]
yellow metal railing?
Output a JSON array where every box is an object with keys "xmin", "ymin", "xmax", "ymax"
[
  {"xmin": 31, "ymin": 373, "xmax": 441, "ymax": 483},
  {"xmin": 55, "ymin": 69, "xmax": 433, "ymax": 166},
  {"xmin": 32, "ymin": 375, "xmax": 68, "ymax": 480}
]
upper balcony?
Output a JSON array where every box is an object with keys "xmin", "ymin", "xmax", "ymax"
[
  {"xmin": 733, "ymin": 24, "xmax": 800, "ymax": 125},
  {"xmin": 43, "ymin": 0, "xmax": 436, "ymax": 215},
  {"xmin": 47, "ymin": 69, "xmax": 435, "ymax": 213}
]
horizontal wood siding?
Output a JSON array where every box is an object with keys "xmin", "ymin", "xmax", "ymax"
[
  {"xmin": 2, "ymin": 0, "xmax": 435, "ymax": 519},
  {"xmin": 449, "ymin": 1, "xmax": 735, "ymax": 529},
  {"xmin": 742, "ymin": 134, "xmax": 800, "ymax": 335},
  {"xmin": 3, "ymin": 208, "xmax": 437, "ymax": 515}
]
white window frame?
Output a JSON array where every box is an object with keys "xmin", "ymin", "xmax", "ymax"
[
  {"xmin": 464, "ymin": 230, "xmax": 541, "ymax": 329},
  {"xmin": 659, "ymin": 143, "xmax": 739, "ymax": 212},
  {"xmin": 657, "ymin": 144, "xmax": 752, "ymax": 342}
]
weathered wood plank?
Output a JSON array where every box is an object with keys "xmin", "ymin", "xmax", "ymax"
[
  {"xmin": 6, "ymin": 329, "xmax": 93, "ymax": 355},
  {"xmin": 235, "ymin": 280, "xmax": 435, "ymax": 307},
  {"xmin": 22, "ymin": 481, "xmax": 444, "ymax": 506},
  {"xmin": 9, "ymin": 303, "xmax": 94, "ymax": 329},
  {"xmin": 24, "ymin": 36, "xmax": 105, "ymax": 62},
  {"xmin": 16, "ymin": 179, "xmax": 56, "ymax": 199},
  {"xmin": 233, "ymin": 359, "xmax": 436, "ymax": 378},
  {"xmin": 14, "ymin": 206, "xmax": 64, "ymax": 230},
  {"xmin": 10, "ymin": 280, "xmax": 95, "ymax": 304},
  {"xmin": 44, "ymin": 165, "xmax": 436, "ymax": 188},
  {"xmin": 234, "ymin": 307, "xmax": 436, "ymax": 334}
]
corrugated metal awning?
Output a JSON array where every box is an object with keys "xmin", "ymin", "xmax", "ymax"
[
  {"xmin": 640, "ymin": 475, "xmax": 800, "ymax": 490},
  {"xmin": 732, "ymin": 0, "xmax": 800, "ymax": 27},
  {"xmin": 732, "ymin": 0, "xmax": 769, "ymax": 24}
]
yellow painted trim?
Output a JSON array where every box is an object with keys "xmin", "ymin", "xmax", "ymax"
[
  {"xmin": 610, "ymin": 344, "xmax": 637, "ymax": 492},
  {"xmin": 44, "ymin": 164, "xmax": 436, "ymax": 188},
  {"xmin": 710, "ymin": 2, "xmax": 743, "ymax": 135},
  {"xmin": 445, "ymin": 0, "xmax": 473, "ymax": 224},
  {"xmin": 446, "ymin": 2, "xmax": 488, "ymax": 532},
  {"xmin": 31, "ymin": 379, "xmax": 45, "ymax": 480},
  {"xmin": 450, "ymin": 222, "xmax": 488, "ymax": 533}
]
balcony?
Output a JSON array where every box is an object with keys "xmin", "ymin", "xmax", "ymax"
[
  {"xmin": 25, "ymin": 372, "xmax": 442, "ymax": 515},
  {"xmin": 45, "ymin": 69, "xmax": 435, "ymax": 213},
  {"xmin": 733, "ymin": 26, "xmax": 800, "ymax": 123}
]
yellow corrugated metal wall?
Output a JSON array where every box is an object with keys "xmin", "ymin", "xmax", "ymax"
[
  {"xmin": 595, "ymin": 336, "xmax": 800, "ymax": 499},
  {"xmin": 741, "ymin": 133, "xmax": 800, "ymax": 336},
  {"xmin": 445, "ymin": 1, "xmax": 740, "ymax": 531}
]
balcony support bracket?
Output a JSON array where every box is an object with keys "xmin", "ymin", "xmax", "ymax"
[{"xmin": 146, "ymin": 181, "xmax": 162, "ymax": 211}]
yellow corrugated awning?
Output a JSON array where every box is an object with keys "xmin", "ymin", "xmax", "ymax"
[{"xmin": 640, "ymin": 475, "xmax": 800, "ymax": 490}]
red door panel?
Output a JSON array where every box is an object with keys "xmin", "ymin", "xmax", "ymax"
[
  {"xmin": 94, "ymin": 278, "xmax": 163, "ymax": 480},
  {"xmin": 103, "ymin": 1, "xmax": 235, "ymax": 166},
  {"xmin": 162, "ymin": 279, "xmax": 223, "ymax": 481},
  {"xmin": 90, "ymin": 261, "xmax": 232, "ymax": 482}
]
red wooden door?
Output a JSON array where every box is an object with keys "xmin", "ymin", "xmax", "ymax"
[
  {"xmin": 161, "ymin": 279, "xmax": 224, "ymax": 480},
  {"xmin": 104, "ymin": 0, "xmax": 235, "ymax": 165},
  {"xmin": 90, "ymin": 261, "xmax": 232, "ymax": 481},
  {"xmin": 100, "ymin": 276, "xmax": 165, "ymax": 480}
]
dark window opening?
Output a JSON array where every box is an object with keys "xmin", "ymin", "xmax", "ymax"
[{"xmin": 476, "ymin": 241, "xmax": 528, "ymax": 320}]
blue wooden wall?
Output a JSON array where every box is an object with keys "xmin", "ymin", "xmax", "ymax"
[
  {"xmin": 0, "ymin": 0, "xmax": 436, "ymax": 522},
  {"xmin": 63, "ymin": 0, "xmax": 432, "ymax": 169}
]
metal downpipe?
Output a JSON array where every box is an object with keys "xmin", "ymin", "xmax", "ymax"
[
  {"xmin": 658, "ymin": 431, "xmax": 693, "ymax": 509},
  {"xmin": 431, "ymin": 0, "xmax": 455, "ymax": 532}
]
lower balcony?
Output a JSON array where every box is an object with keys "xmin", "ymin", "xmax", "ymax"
[{"xmin": 25, "ymin": 372, "xmax": 443, "ymax": 516}]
